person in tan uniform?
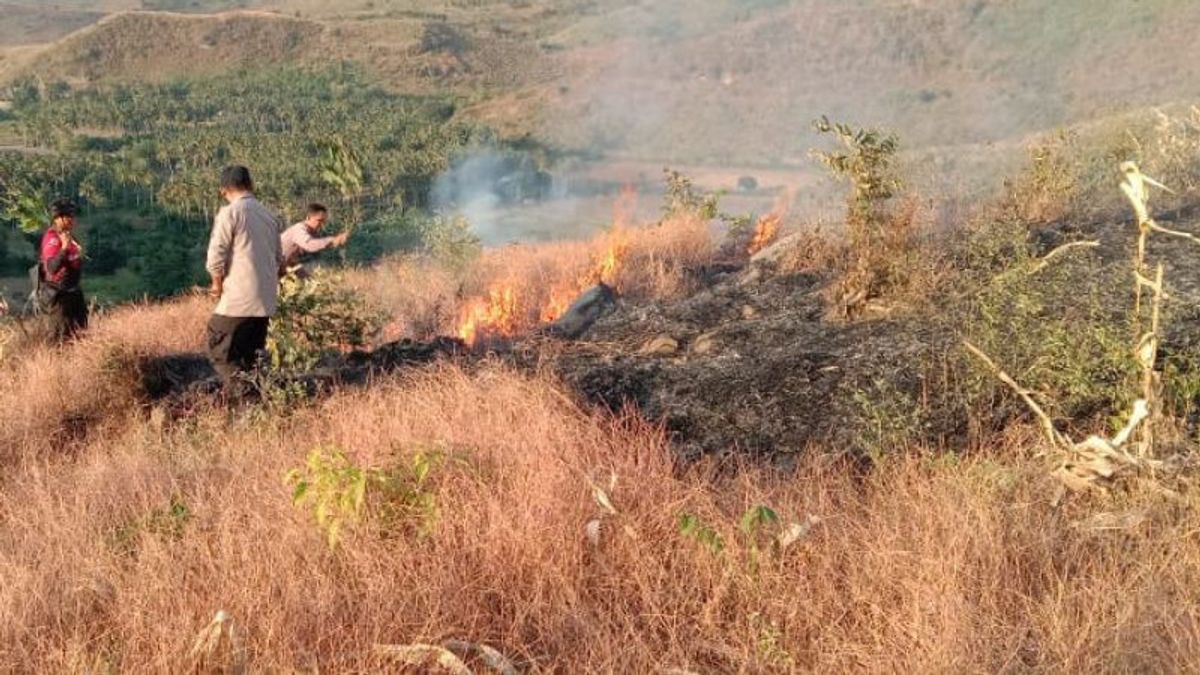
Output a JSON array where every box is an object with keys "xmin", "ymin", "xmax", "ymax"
[
  {"xmin": 204, "ymin": 166, "xmax": 284, "ymax": 389},
  {"xmin": 280, "ymin": 203, "xmax": 349, "ymax": 274}
]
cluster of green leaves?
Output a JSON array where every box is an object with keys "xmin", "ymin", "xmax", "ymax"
[
  {"xmin": 0, "ymin": 66, "xmax": 492, "ymax": 299},
  {"xmin": 677, "ymin": 511, "xmax": 725, "ymax": 554},
  {"xmin": 268, "ymin": 270, "xmax": 383, "ymax": 373},
  {"xmin": 318, "ymin": 139, "xmax": 365, "ymax": 230},
  {"xmin": 285, "ymin": 445, "xmax": 443, "ymax": 548},
  {"xmin": 0, "ymin": 187, "xmax": 47, "ymax": 235},
  {"xmin": 811, "ymin": 116, "xmax": 916, "ymax": 316},
  {"xmin": 677, "ymin": 504, "xmax": 799, "ymax": 562},
  {"xmin": 661, "ymin": 168, "xmax": 719, "ymax": 220},
  {"xmin": 285, "ymin": 446, "xmax": 372, "ymax": 549},
  {"xmin": 811, "ymin": 115, "xmax": 900, "ymax": 238},
  {"xmin": 660, "ymin": 167, "xmax": 759, "ymax": 241},
  {"xmin": 852, "ymin": 376, "xmax": 929, "ymax": 462}
]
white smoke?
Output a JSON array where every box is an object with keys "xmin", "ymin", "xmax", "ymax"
[{"xmin": 431, "ymin": 149, "xmax": 564, "ymax": 245}]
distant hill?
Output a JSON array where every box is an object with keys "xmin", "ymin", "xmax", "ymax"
[
  {"xmin": 3, "ymin": 11, "xmax": 323, "ymax": 84},
  {"xmin": 3, "ymin": 0, "xmax": 1200, "ymax": 167},
  {"xmin": 517, "ymin": 0, "xmax": 1200, "ymax": 164}
]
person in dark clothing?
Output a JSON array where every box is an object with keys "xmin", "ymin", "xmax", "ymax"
[{"xmin": 39, "ymin": 199, "xmax": 87, "ymax": 342}]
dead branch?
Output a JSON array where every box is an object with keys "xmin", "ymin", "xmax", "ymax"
[
  {"xmin": 1030, "ymin": 240, "xmax": 1100, "ymax": 273},
  {"xmin": 1148, "ymin": 222, "xmax": 1200, "ymax": 245},
  {"xmin": 962, "ymin": 340, "xmax": 1068, "ymax": 449}
]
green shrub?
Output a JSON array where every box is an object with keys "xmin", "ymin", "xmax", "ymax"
[
  {"xmin": 345, "ymin": 208, "xmax": 426, "ymax": 263},
  {"xmin": 999, "ymin": 107, "xmax": 1200, "ymax": 227},
  {"xmin": 285, "ymin": 445, "xmax": 444, "ymax": 548},
  {"xmin": 661, "ymin": 168, "xmax": 719, "ymax": 220},
  {"xmin": 422, "ymin": 214, "xmax": 481, "ymax": 271},
  {"xmin": 268, "ymin": 270, "xmax": 383, "ymax": 373},
  {"xmin": 285, "ymin": 446, "xmax": 370, "ymax": 549},
  {"xmin": 811, "ymin": 116, "xmax": 926, "ymax": 316},
  {"xmin": 946, "ymin": 217, "xmax": 1137, "ymax": 435},
  {"xmin": 812, "ymin": 116, "xmax": 901, "ymax": 239},
  {"xmin": 852, "ymin": 376, "xmax": 928, "ymax": 461}
]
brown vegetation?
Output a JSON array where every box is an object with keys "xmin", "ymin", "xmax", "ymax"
[
  {"xmin": 1, "ymin": 290, "xmax": 1199, "ymax": 672},
  {"xmin": 1, "ymin": 185, "xmax": 1199, "ymax": 672},
  {"xmin": 6, "ymin": 130, "xmax": 1200, "ymax": 668},
  {"xmin": 1, "ymin": 321, "xmax": 1198, "ymax": 670}
]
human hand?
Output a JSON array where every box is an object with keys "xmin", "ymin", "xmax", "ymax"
[
  {"xmin": 335, "ymin": 232, "xmax": 350, "ymax": 247},
  {"xmin": 210, "ymin": 280, "xmax": 223, "ymax": 299}
]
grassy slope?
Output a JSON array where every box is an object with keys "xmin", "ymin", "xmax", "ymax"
[
  {"xmin": 3, "ymin": 11, "xmax": 325, "ymax": 84},
  {"xmin": 2, "ymin": 212, "xmax": 1200, "ymax": 669}
]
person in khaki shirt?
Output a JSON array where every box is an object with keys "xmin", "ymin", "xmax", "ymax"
[
  {"xmin": 205, "ymin": 165, "xmax": 284, "ymax": 390},
  {"xmin": 280, "ymin": 203, "xmax": 350, "ymax": 274}
]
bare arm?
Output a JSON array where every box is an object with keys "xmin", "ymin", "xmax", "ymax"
[{"xmin": 276, "ymin": 221, "xmax": 287, "ymax": 278}]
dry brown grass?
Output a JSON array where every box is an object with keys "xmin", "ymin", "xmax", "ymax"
[
  {"xmin": 0, "ymin": 294, "xmax": 209, "ymax": 464},
  {"xmin": 344, "ymin": 257, "xmax": 461, "ymax": 342},
  {"xmin": 1, "ymin": 341, "xmax": 1198, "ymax": 671},
  {"xmin": 2, "ymin": 220, "xmax": 1199, "ymax": 671},
  {"xmin": 775, "ymin": 198, "xmax": 947, "ymax": 318},
  {"xmin": 349, "ymin": 214, "xmax": 716, "ymax": 343}
]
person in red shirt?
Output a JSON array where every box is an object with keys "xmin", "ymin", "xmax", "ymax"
[{"xmin": 39, "ymin": 198, "xmax": 87, "ymax": 341}]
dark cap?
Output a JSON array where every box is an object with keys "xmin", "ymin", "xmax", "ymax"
[
  {"xmin": 219, "ymin": 165, "xmax": 254, "ymax": 191},
  {"xmin": 50, "ymin": 198, "xmax": 78, "ymax": 218}
]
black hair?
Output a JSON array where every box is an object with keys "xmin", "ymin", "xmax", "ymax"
[
  {"xmin": 49, "ymin": 198, "xmax": 78, "ymax": 218},
  {"xmin": 307, "ymin": 203, "xmax": 328, "ymax": 216},
  {"xmin": 219, "ymin": 165, "xmax": 253, "ymax": 191}
]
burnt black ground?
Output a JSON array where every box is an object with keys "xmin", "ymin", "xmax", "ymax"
[
  {"xmin": 136, "ymin": 211, "xmax": 1200, "ymax": 459},
  {"xmin": 545, "ymin": 262, "xmax": 948, "ymax": 460}
]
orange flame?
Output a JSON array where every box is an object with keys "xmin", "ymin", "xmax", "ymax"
[
  {"xmin": 591, "ymin": 226, "xmax": 629, "ymax": 287},
  {"xmin": 537, "ymin": 185, "xmax": 637, "ymax": 325},
  {"xmin": 591, "ymin": 183, "xmax": 636, "ymax": 285},
  {"xmin": 747, "ymin": 213, "xmax": 781, "ymax": 255},
  {"xmin": 457, "ymin": 285, "xmax": 519, "ymax": 346},
  {"xmin": 612, "ymin": 183, "xmax": 637, "ymax": 229},
  {"xmin": 539, "ymin": 288, "xmax": 574, "ymax": 324},
  {"xmin": 457, "ymin": 185, "xmax": 640, "ymax": 344},
  {"xmin": 747, "ymin": 189, "xmax": 794, "ymax": 255}
]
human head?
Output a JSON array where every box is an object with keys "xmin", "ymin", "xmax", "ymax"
[
  {"xmin": 219, "ymin": 165, "xmax": 253, "ymax": 202},
  {"xmin": 50, "ymin": 198, "xmax": 78, "ymax": 233},
  {"xmin": 304, "ymin": 203, "xmax": 329, "ymax": 232}
]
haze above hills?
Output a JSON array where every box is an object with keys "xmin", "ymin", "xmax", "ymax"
[{"xmin": 3, "ymin": 0, "xmax": 1199, "ymax": 169}]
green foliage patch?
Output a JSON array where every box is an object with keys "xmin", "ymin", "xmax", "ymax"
[
  {"xmin": 285, "ymin": 445, "xmax": 445, "ymax": 549},
  {"xmin": 0, "ymin": 66, "xmax": 490, "ymax": 299}
]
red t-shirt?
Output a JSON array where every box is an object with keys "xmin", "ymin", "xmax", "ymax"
[{"xmin": 40, "ymin": 228, "xmax": 83, "ymax": 289}]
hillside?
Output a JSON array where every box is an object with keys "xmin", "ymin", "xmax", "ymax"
[
  {"xmin": 0, "ymin": 3, "xmax": 106, "ymax": 46},
  {"xmin": 5, "ymin": 0, "xmax": 1200, "ymax": 167},
  {"xmin": 4, "ymin": 11, "xmax": 324, "ymax": 84},
  {"xmin": 5, "ymin": 139, "xmax": 1200, "ymax": 667}
]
